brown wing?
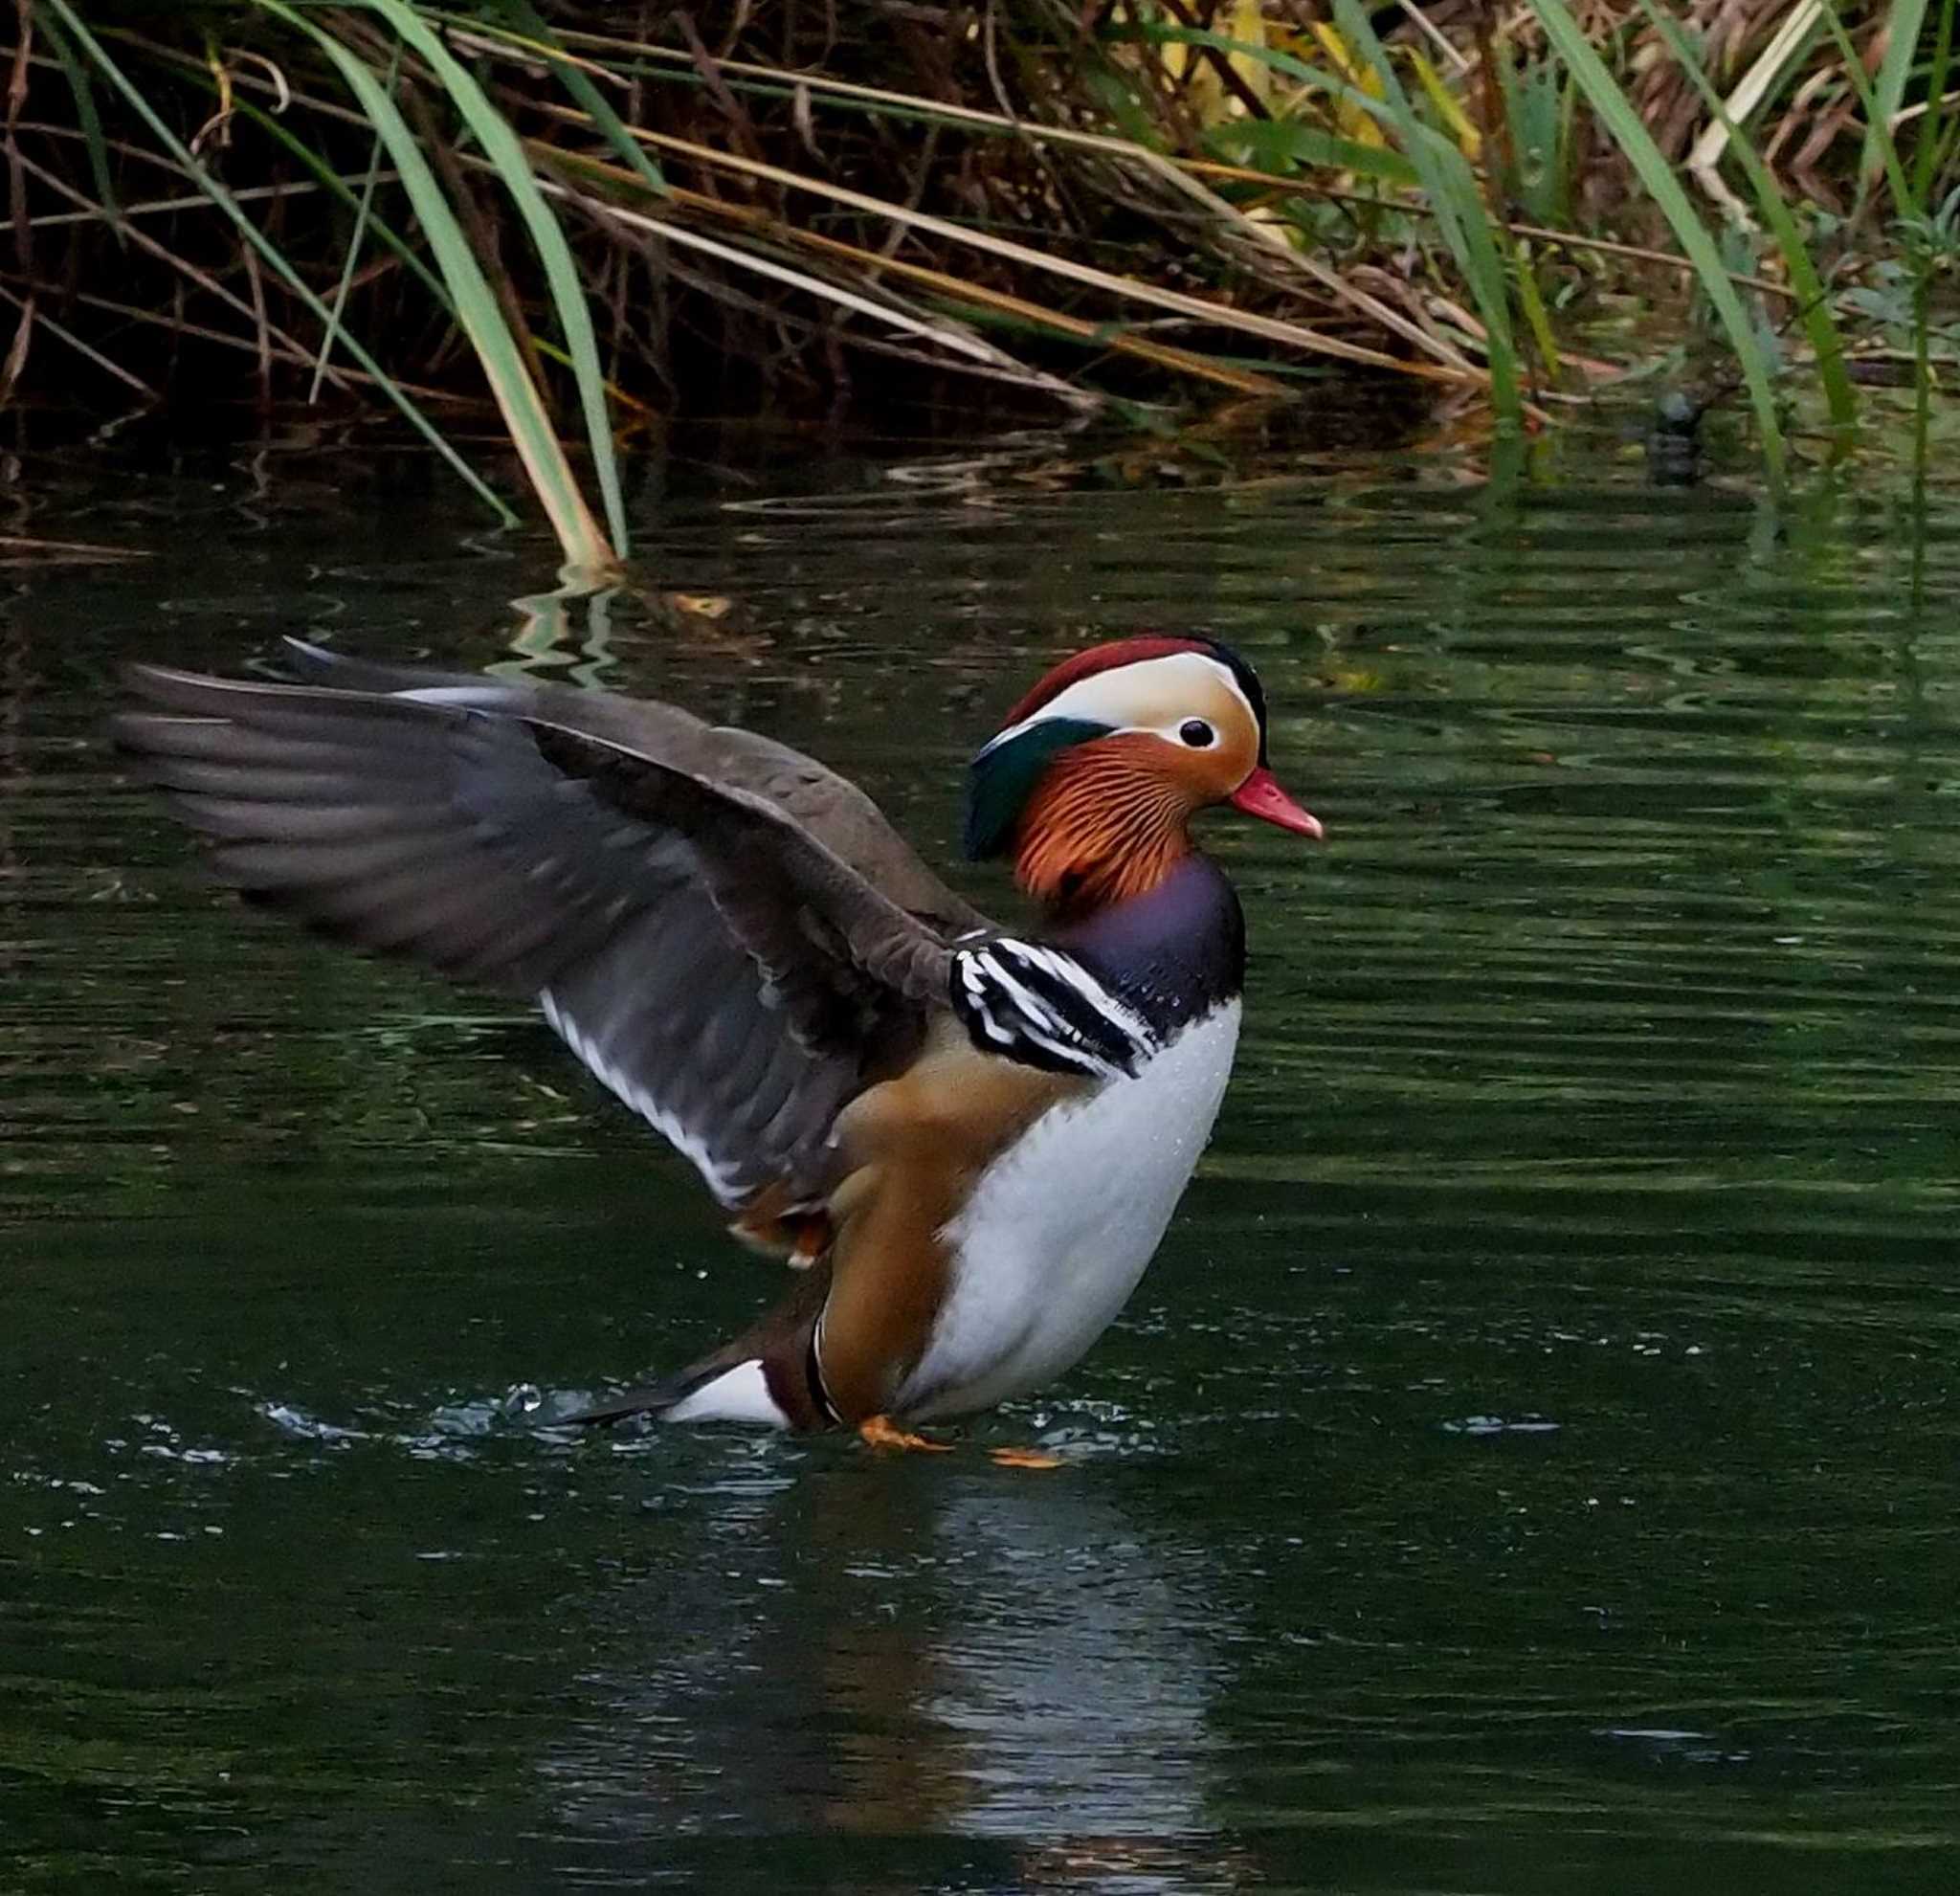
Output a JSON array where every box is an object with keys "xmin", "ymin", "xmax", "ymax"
[{"xmin": 112, "ymin": 652, "xmax": 991, "ymax": 1217}]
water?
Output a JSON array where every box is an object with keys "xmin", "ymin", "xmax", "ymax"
[{"xmin": 5, "ymin": 424, "xmax": 1958, "ymax": 1892}]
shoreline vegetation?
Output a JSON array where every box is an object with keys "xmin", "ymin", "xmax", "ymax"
[{"xmin": 8, "ymin": 3, "xmax": 1958, "ymax": 565}]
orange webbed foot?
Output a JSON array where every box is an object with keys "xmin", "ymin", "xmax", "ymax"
[
  {"xmin": 989, "ymin": 1446, "xmax": 1065, "ymax": 1471},
  {"xmin": 858, "ymin": 1414, "xmax": 953, "ymax": 1454}
]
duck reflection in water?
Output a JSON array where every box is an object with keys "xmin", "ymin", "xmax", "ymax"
[{"xmin": 536, "ymin": 1450, "xmax": 1261, "ymax": 1892}]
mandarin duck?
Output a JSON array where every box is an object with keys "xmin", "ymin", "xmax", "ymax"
[{"xmin": 114, "ymin": 636, "xmax": 1320, "ymax": 1448}]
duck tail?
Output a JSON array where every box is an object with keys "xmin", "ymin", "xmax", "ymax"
[{"xmin": 559, "ymin": 1372, "xmax": 701, "ymax": 1428}]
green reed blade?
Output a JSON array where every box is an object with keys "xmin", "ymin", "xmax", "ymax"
[
  {"xmin": 37, "ymin": 9, "xmax": 122, "ymax": 242},
  {"xmin": 1112, "ymin": 13, "xmax": 1521, "ymax": 420},
  {"xmin": 264, "ymin": 3, "xmax": 609, "ymax": 568},
  {"xmin": 1638, "ymin": 0, "xmax": 1855, "ymax": 444},
  {"xmin": 311, "ymin": 39, "xmax": 400, "ymax": 405},
  {"xmin": 1327, "ymin": 0, "xmax": 1521, "ymax": 425},
  {"xmin": 480, "ymin": 0, "xmax": 667, "ymax": 198},
  {"xmin": 347, "ymin": 0, "xmax": 624, "ymax": 564},
  {"xmin": 1509, "ymin": 237, "xmax": 1561, "ymax": 380},
  {"xmin": 1204, "ymin": 120, "xmax": 1420, "ymax": 189},
  {"xmin": 1526, "ymin": 0, "xmax": 1787, "ymax": 497},
  {"xmin": 1865, "ymin": 0, "xmax": 1930, "ymax": 206},
  {"xmin": 227, "ymin": 95, "xmax": 454, "ymax": 314},
  {"xmin": 1817, "ymin": 0, "xmax": 1914, "ymax": 219},
  {"xmin": 1913, "ymin": 0, "xmax": 1956, "ymax": 205},
  {"xmin": 38, "ymin": 0, "xmax": 519, "ymax": 527}
]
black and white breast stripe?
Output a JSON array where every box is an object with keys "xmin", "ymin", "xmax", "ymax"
[{"xmin": 950, "ymin": 938, "xmax": 1158, "ymax": 1079}]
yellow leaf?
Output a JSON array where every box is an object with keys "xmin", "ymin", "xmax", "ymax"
[
  {"xmin": 1327, "ymin": 666, "xmax": 1388, "ymax": 693},
  {"xmin": 1223, "ymin": 0, "xmax": 1272, "ymax": 111},
  {"xmin": 664, "ymin": 592, "xmax": 734, "ymax": 619},
  {"xmin": 1407, "ymin": 49, "xmax": 1482, "ymax": 162},
  {"xmin": 1307, "ymin": 22, "xmax": 1373, "ymax": 92},
  {"xmin": 1307, "ymin": 21, "xmax": 1388, "ymax": 149}
]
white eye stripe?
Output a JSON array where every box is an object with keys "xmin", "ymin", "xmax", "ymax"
[{"xmin": 976, "ymin": 651, "xmax": 1254, "ymax": 756}]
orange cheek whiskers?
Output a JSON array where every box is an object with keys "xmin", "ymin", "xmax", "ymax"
[{"xmin": 1012, "ymin": 741, "xmax": 1195, "ymax": 914}]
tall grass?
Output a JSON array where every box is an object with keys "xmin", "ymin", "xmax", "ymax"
[{"xmin": 3, "ymin": 2, "xmax": 1956, "ymax": 551}]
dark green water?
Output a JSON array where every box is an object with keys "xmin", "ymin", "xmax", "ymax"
[{"xmin": 5, "ymin": 427, "xmax": 1958, "ymax": 1892}]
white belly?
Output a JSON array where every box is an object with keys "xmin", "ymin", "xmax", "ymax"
[{"xmin": 898, "ymin": 1001, "xmax": 1241, "ymax": 1421}]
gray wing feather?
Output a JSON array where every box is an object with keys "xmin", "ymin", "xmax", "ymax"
[
  {"xmin": 113, "ymin": 658, "xmax": 978, "ymax": 1211},
  {"xmin": 277, "ymin": 638, "xmax": 990, "ymax": 932}
]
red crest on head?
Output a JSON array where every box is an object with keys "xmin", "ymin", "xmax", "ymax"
[{"xmin": 996, "ymin": 636, "xmax": 1213, "ymax": 732}]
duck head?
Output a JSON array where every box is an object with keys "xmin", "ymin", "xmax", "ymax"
[{"xmin": 966, "ymin": 636, "xmax": 1321, "ymax": 915}]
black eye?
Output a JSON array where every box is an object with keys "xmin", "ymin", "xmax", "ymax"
[{"xmin": 1179, "ymin": 719, "xmax": 1215, "ymax": 748}]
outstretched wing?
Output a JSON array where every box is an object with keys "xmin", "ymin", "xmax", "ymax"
[{"xmin": 113, "ymin": 656, "xmax": 985, "ymax": 1216}]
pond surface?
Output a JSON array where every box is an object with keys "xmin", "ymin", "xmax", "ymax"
[{"xmin": 5, "ymin": 421, "xmax": 1958, "ymax": 1892}]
